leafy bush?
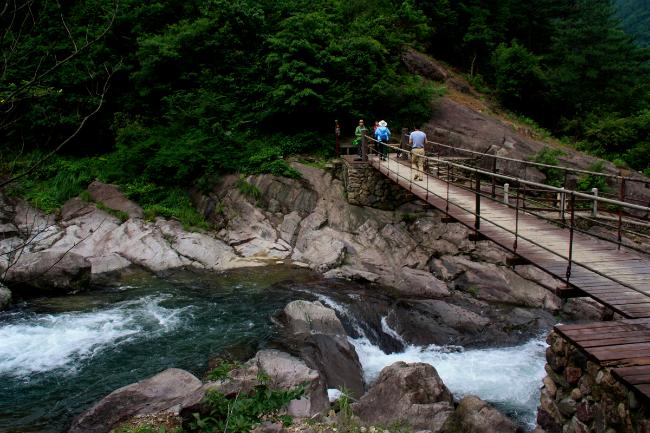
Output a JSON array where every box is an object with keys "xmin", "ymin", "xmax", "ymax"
[
  {"xmin": 529, "ymin": 147, "xmax": 567, "ymax": 187},
  {"xmin": 187, "ymin": 379, "xmax": 304, "ymax": 433},
  {"xmin": 576, "ymin": 162, "xmax": 609, "ymax": 193},
  {"xmin": 206, "ymin": 360, "xmax": 241, "ymax": 381}
]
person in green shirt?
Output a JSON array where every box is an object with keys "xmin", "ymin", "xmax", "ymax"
[{"xmin": 353, "ymin": 119, "xmax": 367, "ymax": 159}]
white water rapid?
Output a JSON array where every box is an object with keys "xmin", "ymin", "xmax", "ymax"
[
  {"xmin": 314, "ymin": 295, "xmax": 547, "ymax": 430},
  {"xmin": 0, "ymin": 294, "xmax": 187, "ymax": 378}
]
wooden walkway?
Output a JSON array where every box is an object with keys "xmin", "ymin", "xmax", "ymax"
[
  {"xmin": 368, "ymin": 155, "xmax": 650, "ymax": 318},
  {"xmin": 556, "ymin": 319, "xmax": 650, "ymax": 401}
]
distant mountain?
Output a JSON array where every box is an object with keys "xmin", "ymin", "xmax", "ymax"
[{"xmin": 614, "ymin": 0, "xmax": 650, "ymax": 46}]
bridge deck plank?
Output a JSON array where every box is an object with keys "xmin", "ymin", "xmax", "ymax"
[{"xmin": 555, "ymin": 320, "xmax": 650, "ymax": 401}]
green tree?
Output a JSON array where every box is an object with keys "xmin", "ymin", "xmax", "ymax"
[{"xmin": 492, "ymin": 40, "xmax": 545, "ymax": 112}]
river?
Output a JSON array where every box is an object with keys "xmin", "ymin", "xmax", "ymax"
[{"xmin": 0, "ymin": 267, "xmax": 547, "ymax": 432}]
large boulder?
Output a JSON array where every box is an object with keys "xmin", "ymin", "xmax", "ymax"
[
  {"xmin": 282, "ymin": 300, "xmax": 346, "ymax": 335},
  {"xmin": 442, "ymin": 395, "xmax": 522, "ymax": 433},
  {"xmin": 280, "ymin": 301, "xmax": 364, "ymax": 398},
  {"xmin": 69, "ymin": 368, "xmax": 202, "ymax": 433},
  {"xmin": 3, "ymin": 250, "xmax": 91, "ymax": 292},
  {"xmin": 0, "ymin": 283, "xmax": 11, "ymax": 310},
  {"xmin": 351, "ymin": 362, "xmax": 454, "ymax": 432},
  {"xmin": 395, "ymin": 266, "xmax": 450, "ymax": 298},
  {"xmin": 87, "ymin": 181, "xmax": 144, "ymax": 219},
  {"xmin": 206, "ymin": 350, "xmax": 329, "ymax": 418},
  {"xmin": 431, "ymin": 255, "xmax": 561, "ymax": 310}
]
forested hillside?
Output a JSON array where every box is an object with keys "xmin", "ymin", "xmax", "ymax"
[
  {"xmin": 2, "ymin": 0, "xmax": 649, "ymax": 222},
  {"xmin": 615, "ymin": 0, "xmax": 650, "ymax": 47}
]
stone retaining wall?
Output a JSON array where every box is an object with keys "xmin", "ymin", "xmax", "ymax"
[
  {"xmin": 537, "ymin": 330, "xmax": 650, "ymax": 433},
  {"xmin": 341, "ymin": 157, "xmax": 415, "ymax": 210}
]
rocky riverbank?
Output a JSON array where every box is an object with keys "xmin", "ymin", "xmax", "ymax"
[
  {"xmin": 0, "ymin": 161, "xmax": 611, "ymax": 431},
  {"xmin": 69, "ymin": 300, "xmax": 526, "ymax": 433},
  {"xmin": 0, "ymin": 162, "xmax": 605, "ymax": 330}
]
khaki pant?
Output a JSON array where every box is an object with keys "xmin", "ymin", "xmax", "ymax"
[{"xmin": 411, "ymin": 148, "xmax": 425, "ymax": 180}]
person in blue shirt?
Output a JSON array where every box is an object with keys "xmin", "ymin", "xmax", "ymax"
[
  {"xmin": 409, "ymin": 126, "xmax": 427, "ymax": 181},
  {"xmin": 374, "ymin": 120, "xmax": 391, "ymax": 161}
]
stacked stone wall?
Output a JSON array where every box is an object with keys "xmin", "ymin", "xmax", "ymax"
[
  {"xmin": 538, "ymin": 330, "xmax": 650, "ymax": 433},
  {"xmin": 341, "ymin": 158, "xmax": 415, "ymax": 210}
]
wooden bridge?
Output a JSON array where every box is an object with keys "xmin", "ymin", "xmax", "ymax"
[{"xmin": 359, "ymin": 133, "xmax": 650, "ymax": 401}]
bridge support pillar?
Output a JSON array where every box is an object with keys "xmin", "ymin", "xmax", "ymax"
[{"xmin": 503, "ymin": 183, "xmax": 509, "ymax": 205}]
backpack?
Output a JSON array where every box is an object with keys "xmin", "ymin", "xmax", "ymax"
[{"xmin": 377, "ymin": 127, "xmax": 389, "ymax": 141}]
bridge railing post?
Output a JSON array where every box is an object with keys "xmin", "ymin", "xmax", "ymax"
[
  {"xmin": 491, "ymin": 156, "xmax": 497, "ymax": 198},
  {"xmin": 503, "ymin": 183, "xmax": 509, "ymax": 205},
  {"xmin": 513, "ymin": 184, "xmax": 520, "ymax": 252},
  {"xmin": 558, "ymin": 187, "xmax": 566, "ymax": 223},
  {"xmin": 475, "ymin": 170, "xmax": 481, "ymax": 233},
  {"xmin": 361, "ymin": 134, "xmax": 368, "ymax": 162},
  {"xmin": 591, "ymin": 188, "xmax": 598, "ymax": 217},
  {"xmin": 566, "ymin": 192, "xmax": 576, "ymax": 282},
  {"xmin": 618, "ymin": 178, "xmax": 626, "ymax": 249}
]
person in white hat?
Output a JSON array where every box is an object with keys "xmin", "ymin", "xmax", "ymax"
[{"xmin": 374, "ymin": 120, "xmax": 391, "ymax": 161}]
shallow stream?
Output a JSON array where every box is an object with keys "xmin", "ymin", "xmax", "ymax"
[{"xmin": 0, "ymin": 267, "xmax": 547, "ymax": 432}]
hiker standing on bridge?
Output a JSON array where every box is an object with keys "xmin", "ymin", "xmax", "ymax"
[
  {"xmin": 375, "ymin": 120, "xmax": 390, "ymax": 161},
  {"xmin": 353, "ymin": 119, "xmax": 367, "ymax": 160},
  {"xmin": 409, "ymin": 126, "xmax": 426, "ymax": 181}
]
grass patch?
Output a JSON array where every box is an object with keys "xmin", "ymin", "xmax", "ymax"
[
  {"xmin": 3, "ymin": 154, "xmax": 102, "ymax": 213},
  {"xmin": 95, "ymin": 202, "xmax": 129, "ymax": 222},
  {"xmin": 235, "ymin": 176, "xmax": 262, "ymax": 202}
]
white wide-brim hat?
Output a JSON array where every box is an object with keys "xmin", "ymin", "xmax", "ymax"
[{"xmin": 379, "ymin": 120, "xmax": 387, "ymax": 127}]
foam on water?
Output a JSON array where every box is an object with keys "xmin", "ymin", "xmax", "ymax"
[
  {"xmin": 300, "ymin": 292, "xmax": 546, "ymax": 428},
  {"xmin": 0, "ymin": 294, "xmax": 186, "ymax": 378}
]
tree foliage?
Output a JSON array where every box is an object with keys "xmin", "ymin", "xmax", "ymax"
[{"xmin": 2, "ymin": 0, "xmax": 650, "ymax": 211}]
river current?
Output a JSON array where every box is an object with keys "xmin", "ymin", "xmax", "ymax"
[{"xmin": 0, "ymin": 267, "xmax": 547, "ymax": 432}]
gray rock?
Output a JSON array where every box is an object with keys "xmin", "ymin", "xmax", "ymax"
[
  {"xmin": 282, "ymin": 300, "xmax": 346, "ymax": 336},
  {"xmin": 443, "ymin": 255, "xmax": 561, "ymax": 310},
  {"xmin": 60, "ymin": 197, "xmax": 96, "ymax": 222},
  {"xmin": 69, "ymin": 368, "xmax": 202, "ymax": 433},
  {"xmin": 156, "ymin": 219, "xmax": 262, "ymax": 270},
  {"xmin": 351, "ymin": 362, "xmax": 453, "ymax": 432},
  {"xmin": 442, "ymin": 395, "xmax": 522, "ymax": 433},
  {"xmin": 280, "ymin": 211, "xmax": 302, "ymax": 244},
  {"xmin": 280, "ymin": 301, "xmax": 364, "ymax": 398},
  {"xmin": 323, "ymin": 265, "xmax": 381, "ymax": 283},
  {"xmin": 4, "ymin": 250, "xmax": 91, "ymax": 292},
  {"xmin": 0, "ymin": 283, "xmax": 11, "ymax": 310},
  {"xmin": 391, "ymin": 299, "xmax": 489, "ymax": 346},
  {"xmin": 0, "ymin": 223, "xmax": 18, "ymax": 237},
  {"xmin": 87, "ymin": 181, "xmax": 144, "ymax": 219},
  {"xmin": 293, "ymin": 235, "xmax": 346, "ymax": 273},
  {"xmin": 396, "ymin": 267, "xmax": 450, "ymax": 298}
]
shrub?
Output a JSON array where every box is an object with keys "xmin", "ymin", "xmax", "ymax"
[
  {"xmin": 187, "ymin": 378, "xmax": 304, "ymax": 433},
  {"xmin": 529, "ymin": 146, "xmax": 566, "ymax": 187}
]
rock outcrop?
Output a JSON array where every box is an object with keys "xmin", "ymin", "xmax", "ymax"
[
  {"xmin": 69, "ymin": 368, "xmax": 203, "ymax": 433},
  {"xmin": 443, "ymin": 395, "xmax": 522, "ymax": 433},
  {"xmin": 3, "ymin": 250, "xmax": 91, "ymax": 292},
  {"xmin": 87, "ymin": 181, "xmax": 144, "ymax": 219},
  {"xmin": 279, "ymin": 300, "xmax": 365, "ymax": 398},
  {"xmin": 351, "ymin": 361, "xmax": 454, "ymax": 432}
]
